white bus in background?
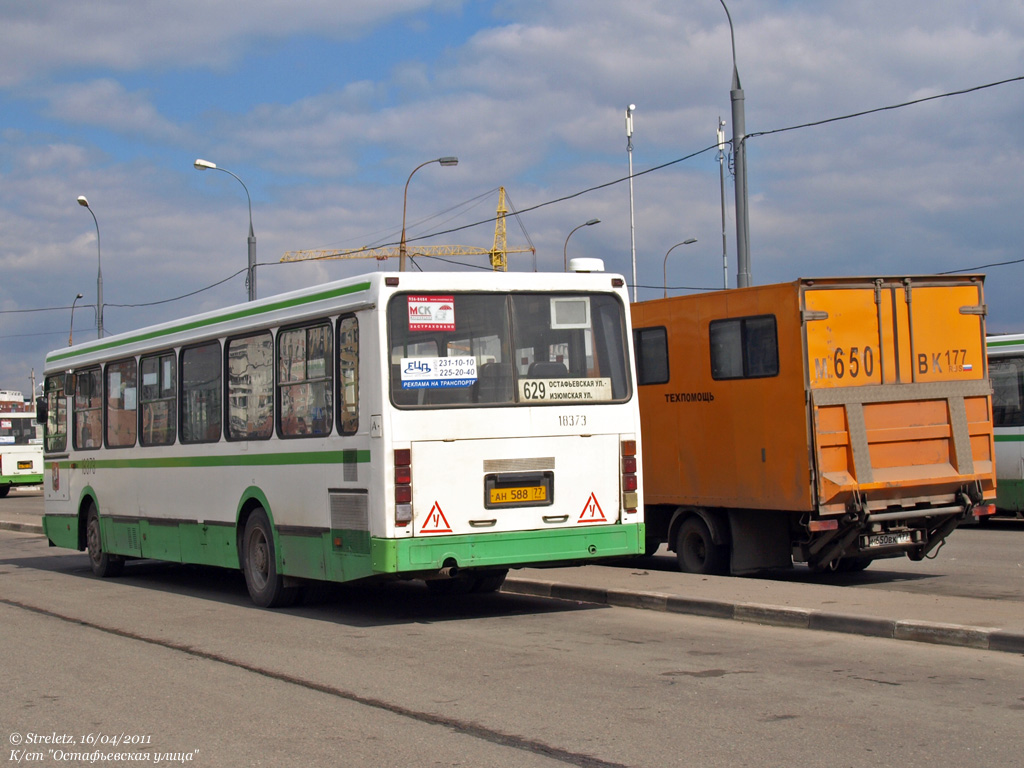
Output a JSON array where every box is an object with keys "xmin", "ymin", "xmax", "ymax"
[
  {"xmin": 0, "ymin": 411, "xmax": 43, "ymax": 496},
  {"xmin": 987, "ymin": 333, "xmax": 1024, "ymax": 518},
  {"xmin": 39, "ymin": 264, "xmax": 644, "ymax": 606}
]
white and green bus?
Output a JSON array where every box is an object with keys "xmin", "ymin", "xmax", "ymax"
[
  {"xmin": 39, "ymin": 265, "xmax": 644, "ymax": 606},
  {"xmin": 987, "ymin": 332, "xmax": 1024, "ymax": 518},
  {"xmin": 1, "ymin": 411, "xmax": 44, "ymax": 496}
]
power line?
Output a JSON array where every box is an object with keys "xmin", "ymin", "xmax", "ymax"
[
  {"xmin": 748, "ymin": 75, "xmax": 1024, "ymax": 141},
  {"xmin": 7, "ymin": 75, "xmax": 1023, "ymax": 316},
  {"xmin": 940, "ymin": 256, "xmax": 1024, "ymax": 275},
  {"xmin": 105, "ymin": 267, "xmax": 247, "ymax": 308}
]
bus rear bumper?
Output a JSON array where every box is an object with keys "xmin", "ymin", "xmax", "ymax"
[{"xmin": 373, "ymin": 523, "xmax": 646, "ymax": 575}]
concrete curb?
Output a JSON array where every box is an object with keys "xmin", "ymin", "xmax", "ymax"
[
  {"xmin": 0, "ymin": 521, "xmax": 43, "ymax": 535},
  {"xmin": 502, "ymin": 578, "xmax": 1024, "ymax": 655}
]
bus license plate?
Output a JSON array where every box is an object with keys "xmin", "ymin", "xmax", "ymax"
[
  {"xmin": 867, "ymin": 532, "xmax": 912, "ymax": 548},
  {"xmin": 489, "ymin": 486, "xmax": 547, "ymax": 505},
  {"xmin": 17, "ymin": 461, "xmax": 32, "ymax": 470}
]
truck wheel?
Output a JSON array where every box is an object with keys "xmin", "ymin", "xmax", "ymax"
[
  {"xmin": 242, "ymin": 508, "xmax": 299, "ymax": 608},
  {"xmin": 675, "ymin": 517, "xmax": 728, "ymax": 575},
  {"xmin": 86, "ymin": 505, "xmax": 125, "ymax": 578}
]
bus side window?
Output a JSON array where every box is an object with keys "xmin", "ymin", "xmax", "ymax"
[
  {"xmin": 44, "ymin": 375, "xmax": 67, "ymax": 452},
  {"xmin": 278, "ymin": 323, "xmax": 333, "ymax": 438},
  {"xmin": 991, "ymin": 356, "xmax": 1024, "ymax": 427},
  {"xmin": 140, "ymin": 352, "xmax": 177, "ymax": 446},
  {"xmin": 227, "ymin": 333, "xmax": 273, "ymax": 441},
  {"xmin": 74, "ymin": 367, "xmax": 103, "ymax": 450},
  {"xmin": 338, "ymin": 316, "xmax": 359, "ymax": 435},
  {"xmin": 105, "ymin": 358, "xmax": 138, "ymax": 448},
  {"xmin": 181, "ymin": 341, "xmax": 222, "ymax": 444}
]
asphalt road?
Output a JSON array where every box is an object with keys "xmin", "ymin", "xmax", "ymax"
[
  {"xmin": 3, "ymin": 489, "xmax": 1024, "ymax": 656},
  {"xmin": 2, "ymin": 528, "xmax": 1023, "ymax": 768}
]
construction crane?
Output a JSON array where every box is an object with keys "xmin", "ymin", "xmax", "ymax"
[{"xmin": 281, "ymin": 187, "xmax": 534, "ymax": 271}]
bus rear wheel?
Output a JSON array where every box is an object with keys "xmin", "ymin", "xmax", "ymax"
[
  {"xmin": 675, "ymin": 516, "xmax": 728, "ymax": 575},
  {"xmin": 242, "ymin": 508, "xmax": 299, "ymax": 608},
  {"xmin": 86, "ymin": 505, "xmax": 124, "ymax": 578}
]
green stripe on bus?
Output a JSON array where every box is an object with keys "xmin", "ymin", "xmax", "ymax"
[
  {"xmin": 1, "ymin": 474, "xmax": 43, "ymax": 484},
  {"xmin": 994, "ymin": 433, "xmax": 1024, "ymax": 442},
  {"xmin": 52, "ymin": 449, "xmax": 370, "ymax": 470},
  {"xmin": 47, "ymin": 281, "xmax": 372, "ymax": 364}
]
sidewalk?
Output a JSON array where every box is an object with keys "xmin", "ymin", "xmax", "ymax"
[
  {"xmin": 4, "ymin": 507, "xmax": 1022, "ymax": 654},
  {"xmin": 504, "ymin": 563, "xmax": 1024, "ymax": 654}
]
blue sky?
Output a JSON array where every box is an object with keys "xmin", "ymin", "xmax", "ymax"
[{"xmin": 1, "ymin": 0, "xmax": 1022, "ymax": 394}]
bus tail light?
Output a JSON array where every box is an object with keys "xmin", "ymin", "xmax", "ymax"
[
  {"xmin": 621, "ymin": 439, "xmax": 638, "ymax": 513},
  {"xmin": 395, "ymin": 449, "xmax": 412, "ymax": 526}
]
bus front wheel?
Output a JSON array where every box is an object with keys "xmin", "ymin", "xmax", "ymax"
[
  {"xmin": 86, "ymin": 505, "xmax": 124, "ymax": 578},
  {"xmin": 242, "ymin": 508, "xmax": 299, "ymax": 608}
]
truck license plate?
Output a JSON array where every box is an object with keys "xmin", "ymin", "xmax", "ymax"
[{"xmin": 867, "ymin": 532, "xmax": 912, "ymax": 548}]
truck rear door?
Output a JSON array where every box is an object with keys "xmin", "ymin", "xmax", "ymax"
[{"xmin": 802, "ymin": 277, "xmax": 994, "ymax": 515}]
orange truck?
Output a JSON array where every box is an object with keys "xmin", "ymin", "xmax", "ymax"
[{"xmin": 631, "ymin": 275, "xmax": 996, "ymax": 574}]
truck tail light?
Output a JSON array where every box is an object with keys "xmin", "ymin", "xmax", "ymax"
[
  {"xmin": 395, "ymin": 449, "xmax": 412, "ymax": 526},
  {"xmin": 972, "ymin": 503, "xmax": 996, "ymax": 518},
  {"xmin": 808, "ymin": 519, "xmax": 839, "ymax": 532},
  {"xmin": 621, "ymin": 439, "xmax": 638, "ymax": 513}
]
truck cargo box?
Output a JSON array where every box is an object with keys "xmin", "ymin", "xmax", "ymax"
[{"xmin": 632, "ymin": 275, "xmax": 996, "ymax": 574}]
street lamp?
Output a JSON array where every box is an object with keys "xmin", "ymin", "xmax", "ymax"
[
  {"xmin": 68, "ymin": 293, "xmax": 84, "ymax": 346},
  {"xmin": 399, "ymin": 156, "xmax": 458, "ymax": 272},
  {"xmin": 625, "ymin": 104, "xmax": 638, "ymax": 300},
  {"xmin": 717, "ymin": 117, "xmax": 729, "ymax": 289},
  {"xmin": 194, "ymin": 158, "xmax": 257, "ymax": 301},
  {"xmin": 663, "ymin": 239, "xmax": 698, "ymax": 299},
  {"xmin": 719, "ymin": 0, "xmax": 751, "ymax": 287},
  {"xmin": 76, "ymin": 196, "xmax": 103, "ymax": 338},
  {"xmin": 563, "ymin": 219, "xmax": 601, "ymax": 271}
]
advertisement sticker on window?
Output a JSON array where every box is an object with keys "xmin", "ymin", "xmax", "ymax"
[
  {"xmin": 400, "ymin": 357, "xmax": 478, "ymax": 389},
  {"xmin": 408, "ymin": 295, "xmax": 456, "ymax": 331}
]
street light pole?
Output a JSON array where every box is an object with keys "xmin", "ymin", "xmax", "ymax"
[
  {"xmin": 625, "ymin": 104, "xmax": 638, "ymax": 301},
  {"xmin": 68, "ymin": 293, "xmax": 84, "ymax": 346},
  {"xmin": 720, "ymin": 0, "xmax": 751, "ymax": 288},
  {"xmin": 563, "ymin": 219, "xmax": 601, "ymax": 271},
  {"xmin": 76, "ymin": 196, "xmax": 103, "ymax": 338},
  {"xmin": 400, "ymin": 156, "xmax": 458, "ymax": 272},
  {"xmin": 662, "ymin": 239, "xmax": 698, "ymax": 299},
  {"xmin": 194, "ymin": 159, "xmax": 257, "ymax": 301},
  {"xmin": 717, "ymin": 117, "xmax": 729, "ymax": 289}
]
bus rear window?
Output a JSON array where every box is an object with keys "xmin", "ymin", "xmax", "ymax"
[{"xmin": 388, "ymin": 292, "xmax": 631, "ymax": 408}]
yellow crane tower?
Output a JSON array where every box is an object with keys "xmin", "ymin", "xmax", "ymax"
[{"xmin": 281, "ymin": 187, "xmax": 534, "ymax": 271}]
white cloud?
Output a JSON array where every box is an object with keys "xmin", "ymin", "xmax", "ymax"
[
  {"xmin": 0, "ymin": 0, "xmax": 464, "ymax": 86},
  {"xmin": 2, "ymin": 0, "xmax": 1024, "ymax": 387},
  {"xmin": 41, "ymin": 80, "xmax": 186, "ymax": 143}
]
